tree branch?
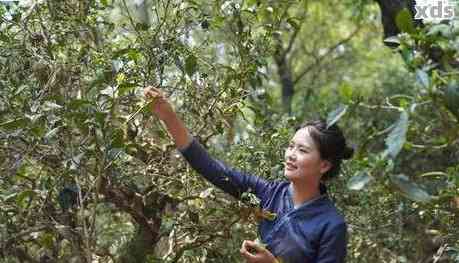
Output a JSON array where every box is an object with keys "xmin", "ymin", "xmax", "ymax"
[{"xmin": 293, "ymin": 27, "xmax": 360, "ymax": 86}]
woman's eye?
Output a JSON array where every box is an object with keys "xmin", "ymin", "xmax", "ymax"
[{"xmin": 300, "ymin": 149, "xmax": 307, "ymax": 153}]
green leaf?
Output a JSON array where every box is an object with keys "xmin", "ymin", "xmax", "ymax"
[
  {"xmin": 212, "ymin": 15, "xmax": 225, "ymax": 29},
  {"xmin": 4, "ymin": 192, "xmax": 18, "ymax": 202},
  {"xmin": 67, "ymin": 99, "xmax": 91, "ymax": 110},
  {"xmin": 58, "ymin": 186, "xmax": 79, "ymax": 210},
  {"xmin": 159, "ymin": 216, "xmax": 175, "ymax": 235},
  {"xmin": 400, "ymin": 47, "xmax": 414, "ymax": 65},
  {"xmin": 25, "ymin": 114, "xmax": 42, "ymax": 123},
  {"xmin": 38, "ymin": 233, "xmax": 55, "ymax": 249},
  {"xmin": 384, "ymin": 111, "xmax": 409, "ymax": 159},
  {"xmin": 69, "ymin": 152, "xmax": 85, "ymax": 170},
  {"xmin": 246, "ymin": 0, "xmax": 258, "ymax": 6},
  {"xmin": 199, "ymin": 188, "xmax": 214, "ymax": 198},
  {"xmin": 100, "ymin": 86, "xmax": 117, "ymax": 98},
  {"xmin": 127, "ymin": 49, "xmax": 142, "ymax": 62},
  {"xmin": 287, "ymin": 17, "xmax": 300, "ymax": 30},
  {"xmin": 241, "ymin": 192, "xmax": 260, "ymax": 207},
  {"xmin": 390, "ymin": 174, "xmax": 434, "ymax": 203},
  {"xmin": 326, "ymin": 104, "xmax": 348, "ymax": 128},
  {"xmin": 44, "ymin": 127, "xmax": 60, "ymax": 140},
  {"xmin": 94, "ymin": 111, "xmax": 108, "ymax": 126},
  {"xmin": 42, "ymin": 101, "xmax": 63, "ymax": 111},
  {"xmin": 111, "ymin": 59, "xmax": 123, "ymax": 73},
  {"xmin": 118, "ymin": 82, "xmax": 137, "ymax": 97},
  {"xmin": 383, "ymin": 36, "xmax": 400, "ymax": 46},
  {"xmin": 347, "ymin": 172, "xmax": 372, "ymax": 191},
  {"xmin": 185, "ymin": 55, "xmax": 198, "ymax": 76},
  {"xmin": 444, "ymin": 82, "xmax": 459, "ymax": 120},
  {"xmin": 113, "ymin": 48, "xmax": 137, "ymax": 59},
  {"xmin": 395, "ymin": 9, "xmax": 415, "ymax": 34},
  {"xmin": 0, "ymin": 118, "xmax": 27, "ymax": 131},
  {"xmin": 415, "ymin": 69, "xmax": 430, "ymax": 88},
  {"xmin": 0, "ymin": 32, "xmax": 9, "ymax": 43},
  {"xmin": 107, "ymin": 148, "xmax": 124, "ymax": 163},
  {"xmin": 427, "ymin": 24, "xmax": 451, "ymax": 37},
  {"xmin": 135, "ymin": 22, "xmax": 150, "ymax": 31},
  {"xmin": 338, "ymin": 83, "xmax": 353, "ymax": 102},
  {"xmin": 260, "ymin": 209, "xmax": 277, "ymax": 221},
  {"xmin": 16, "ymin": 190, "xmax": 36, "ymax": 206},
  {"xmin": 89, "ymin": 69, "xmax": 112, "ymax": 88},
  {"xmin": 111, "ymin": 128, "xmax": 125, "ymax": 148}
]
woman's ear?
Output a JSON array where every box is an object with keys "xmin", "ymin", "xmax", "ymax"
[{"xmin": 319, "ymin": 160, "xmax": 332, "ymax": 175}]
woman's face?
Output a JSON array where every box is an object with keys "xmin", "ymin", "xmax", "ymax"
[{"xmin": 284, "ymin": 127, "xmax": 331, "ymax": 182}]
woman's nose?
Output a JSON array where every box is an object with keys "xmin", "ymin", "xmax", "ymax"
[{"xmin": 286, "ymin": 150, "xmax": 296, "ymax": 161}]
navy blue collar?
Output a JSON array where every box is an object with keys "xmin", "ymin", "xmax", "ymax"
[{"xmin": 288, "ymin": 183, "xmax": 326, "ymax": 210}]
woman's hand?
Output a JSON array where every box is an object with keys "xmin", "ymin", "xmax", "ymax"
[
  {"xmin": 143, "ymin": 86, "xmax": 192, "ymax": 149},
  {"xmin": 240, "ymin": 240, "xmax": 278, "ymax": 263},
  {"xmin": 143, "ymin": 86, "xmax": 175, "ymax": 122}
]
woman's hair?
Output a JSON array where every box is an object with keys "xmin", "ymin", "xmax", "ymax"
[{"xmin": 296, "ymin": 119, "xmax": 354, "ymax": 181}]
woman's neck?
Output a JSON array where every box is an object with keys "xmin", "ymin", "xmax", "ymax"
[{"xmin": 290, "ymin": 181, "xmax": 321, "ymax": 207}]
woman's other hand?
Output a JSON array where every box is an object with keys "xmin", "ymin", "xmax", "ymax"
[
  {"xmin": 143, "ymin": 86, "xmax": 175, "ymax": 121},
  {"xmin": 240, "ymin": 240, "xmax": 279, "ymax": 263}
]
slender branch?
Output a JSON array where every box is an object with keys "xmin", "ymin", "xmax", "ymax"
[
  {"xmin": 293, "ymin": 27, "xmax": 361, "ymax": 85},
  {"xmin": 283, "ymin": 15, "xmax": 307, "ymax": 59},
  {"xmin": 121, "ymin": 0, "xmax": 145, "ymax": 43},
  {"xmin": 4, "ymin": 226, "xmax": 50, "ymax": 248},
  {"xmin": 9, "ymin": 247, "xmax": 40, "ymax": 263}
]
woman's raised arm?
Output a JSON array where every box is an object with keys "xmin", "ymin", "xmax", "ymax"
[
  {"xmin": 143, "ymin": 86, "xmax": 274, "ymax": 200},
  {"xmin": 144, "ymin": 86, "xmax": 192, "ymax": 150}
]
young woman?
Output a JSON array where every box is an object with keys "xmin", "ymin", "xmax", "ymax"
[{"xmin": 144, "ymin": 87, "xmax": 354, "ymax": 263}]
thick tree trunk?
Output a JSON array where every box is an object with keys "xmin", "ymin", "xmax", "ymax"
[
  {"xmin": 274, "ymin": 37, "xmax": 295, "ymax": 115},
  {"xmin": 99, "ymin": 176, "xmax": 175, "ymax": 262},
  {"xmin": 374, "ymin": 0, "xmax": 417, "ymax": 42},
  {"xmin": 373, "ymin": 0, "xmax": 458, "ymax": 68}
]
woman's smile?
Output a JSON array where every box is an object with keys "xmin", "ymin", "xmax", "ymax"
[{"xmin": 285, "ymin": 161, "xmax": 297, "ymax": 171}]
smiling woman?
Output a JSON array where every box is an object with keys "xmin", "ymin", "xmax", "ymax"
[
  {"xmin": 144, "ymin": 86, "xmax": 354, "ymax": 263},
  {"xmin": 285, "ymin": 122, "xmax": 353, "ymax": 207}
]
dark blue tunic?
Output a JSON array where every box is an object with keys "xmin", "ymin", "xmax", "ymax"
[{"xmin": 179, "ymin": 138, "xmax": 347, "ymax": 263}]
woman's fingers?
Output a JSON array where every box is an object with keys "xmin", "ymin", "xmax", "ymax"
[
  {"xmin": 142, "ymin": 86, "xmax": 175, "ymax": 121},
  {"xmin": 240, "ymin": 240, "xmax": 257, "ymax": 261},
  {"xmin": 144, "ymin": 89, "xmax": 159, "ymax": 99},
  {"xmin": 240, "ymin": 240, "xmax": 249, "ymax": 254},
  {"xmin": 240, "ymin": 240, "xmax": 264, "ymax": 256},
  {"xmin": 240, "ymin": 251, "xmax": 256, "ymax": 261},
  {"xmin": 245, "ymin": 240, "xmax": 264, "ymax": 252},
  {"xmin": 144, "ymin": 86, "xmax": 163, "ymax": 99}
]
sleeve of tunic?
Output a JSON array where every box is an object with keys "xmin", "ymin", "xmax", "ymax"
[
  {"xmin": 316, "ymin": 222, "xmax": 347, "ymax": 263},
  {"xmin": 179, "ymin": 137, "xmax": 275, "ymax": 201}
]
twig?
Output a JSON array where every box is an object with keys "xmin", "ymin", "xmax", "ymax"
[
  {"xmin": 125, "ymin": 99, "xmax": 155, "ymax": 125},
  {"xmin": 294, "ymin": 26, "xmax": 361, "ymax": 85}
]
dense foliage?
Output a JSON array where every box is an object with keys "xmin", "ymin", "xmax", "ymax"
[{"xmin": 0, "ymin": 0, "xmax": 458, "ymax": 262}]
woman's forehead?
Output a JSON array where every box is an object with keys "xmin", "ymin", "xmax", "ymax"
[{"xmin": 291, "ymin": 127, "xmax": 317, "ymax": 148}]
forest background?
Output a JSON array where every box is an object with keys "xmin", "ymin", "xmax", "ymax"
[{"xmin": 0, "ymin": 0, "xmax": 458, "ymax": 262}]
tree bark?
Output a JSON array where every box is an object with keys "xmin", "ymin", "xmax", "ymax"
[
  {"xmin": 373, "ymin": 0, "xmax": 420, "ymax": 44},
  {"xmin": 274, "ymin": 48, "xmax": 294, "ymax": 115},
  {"xmin": 373, "ymin": 0, "xmax": 459, "ymax": 68},
  {"xmin": 99, "ymin": 176, "xmax": 175, "ymax": 262},
  {"xmin": 273, "ymin": 31, "xmax": 299, "ymax": 115}
]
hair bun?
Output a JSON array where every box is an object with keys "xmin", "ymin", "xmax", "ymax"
[{"xmin": 342, "ymin": 146, "xmax": 354, "ymax": 160}]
